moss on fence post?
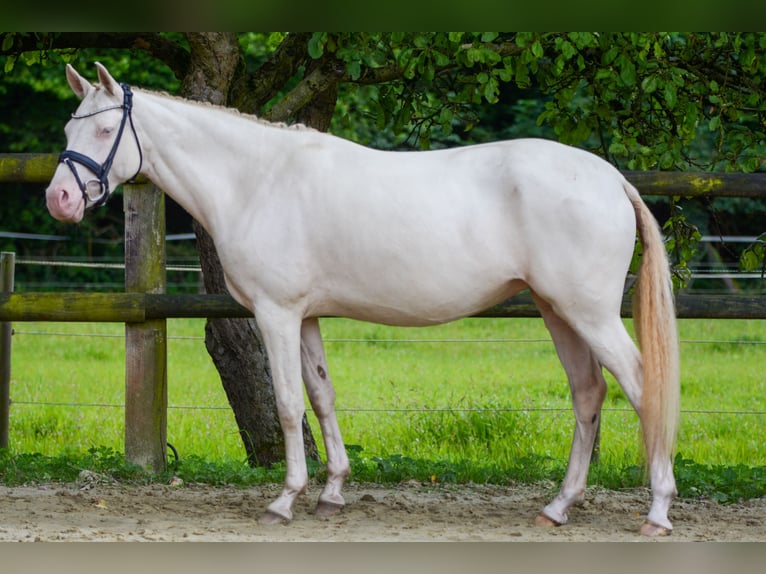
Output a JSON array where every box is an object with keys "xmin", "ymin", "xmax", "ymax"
[{"xmin": 123, "ymin": 183, "xmax": 168, "ymax": 472}]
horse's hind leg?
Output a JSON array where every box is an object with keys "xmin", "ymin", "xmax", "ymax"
[
  {"xmin": 532, "ymin": 293, "xmax": 608, "ymax": 527},
  {"xmin": 300, "ymin": 318, "xmax": 351, "ymax": 517},
  {"xmin": 535, "ymin": 295, "xmax": 676, "ymax": 534}
]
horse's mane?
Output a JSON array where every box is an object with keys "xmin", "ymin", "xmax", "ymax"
[{"xmin": 131, "ymin": 86, "xmax": 316, "ymax": 133}]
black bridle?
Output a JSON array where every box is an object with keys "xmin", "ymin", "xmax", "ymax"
[{"xmin": 58, "ymin": 83, "xmax": 143, "ymax": 209}]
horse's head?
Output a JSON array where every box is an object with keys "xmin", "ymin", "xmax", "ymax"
[{"xmin": 46, "ymin": 62, "xmax": 142, "ymax": 223}]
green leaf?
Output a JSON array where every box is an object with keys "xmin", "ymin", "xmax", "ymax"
[
  {"xmin": 641, "ymin": 75, "xmax": 658, "ymax": 94},
  {"xmin": 659, "ymin": 150, "xmax": 675, "ymax": 169},
  {"xmin": 413, "ymin": 34, "xmax": 429, "ymax": 49},
  {"xmin": 466, "ymin": 47, "xmax": 482, "ymax": 64},
  {"xmin": 484, "ymin": 76, "xmax": 499, "ymax": 103},
  {"xmin": 744, "ymin": 157, "xmax": 761, "ymax": 173},
  {"xmin": 608, "ymin": 141, "xmax": 628, "ymax": 156},
  {"xmin": 417, "ymin": 52, "xmax": 435, "ymax": 81},
  {"xmin": 494, "ymin": 66, "xmax": 512, "ymax": 82},
  {"xmin": 482, "ymin": 49, "xmax": 502, "ymax": 64},
  {"xmin": 571, "ymin": 120, "xmax": 591, "ymax": 144},
  {"xmin": 663, "ymin": 82, "xmax": 677, "ymax": 108},
  {"xmin": 307, "ymin": 33, "xmax": 325, "ymax": 59},
  {"xmin": 682, "ymin": 102, "xmax": 698, "ymax": 134},
  {"xmin": 569, "ymin": 32, "xmax": 595, "ymax": 49},
  {"xmin": 595, "ymin": 68, "xmax": 615, "ymax": 81},
  {"xmin": 602, "ymin": 46, "xmax": 619, "ymax": 65},
  {"xmin": 740, "ymin": 237, "xmax": 766, "ymax": 272},
  {"xmin": 619, "ymin": 57, "xmax": 636, "ymax": 86},
  {"xmin": 432, "ymin": 50, "xmax": 450, "ymax": 67},
  {"xmin": 515, "ymin": 32, "xmax": 534, "ymax": 47},
  {"xmin": 557, "ymin": 39, "xmax": 576, "ymax": 60},
  {"xmin": 267, "ymin": 33, "xmax": 286, "ymax": 50},
  {"xmin": 4, "ymin": 55, "xmax": 16, "ymax": 74},
  {"xmin": 2, "ymin": 33, "xmax": 14, "ymax": 51},
  {"xmin": 403, "ymin": 57, "xmax": 417, "ymax": 79},
  {"xmin": 21, "ymin": 51, "xmax": 40, "ymax": 65},
  {"xmin": 347, "ymin": 60, "xmax": 361, "ymax": 81}
]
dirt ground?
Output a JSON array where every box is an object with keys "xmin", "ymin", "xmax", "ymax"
[{"xmin": 1, "ymin": 472, "xmax": 764, "ymax": 542}]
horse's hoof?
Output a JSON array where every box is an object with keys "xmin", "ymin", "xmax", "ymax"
[
  {"xmin": 259, "ymin": 509, "xmax": 291, "ymax": 525},
  {"xmin": 315, "ymin": 499, "xmax": 345, "ymax": 518},
  {"xmin": 534, "ymin": 513, "xmax": 561, "ymax": 528},
  {"xmin": 639, "ymin": 520, "xmax": 672, "ymax": 537}
]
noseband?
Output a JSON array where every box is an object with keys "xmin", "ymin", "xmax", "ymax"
[{"xmin": 58, "ymin": 83, "xmax": 143, "ymax": 209}]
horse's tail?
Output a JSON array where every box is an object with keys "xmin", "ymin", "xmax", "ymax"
[{"xmin": 623, "ymin": 180, "xmax": 680, "ymax": 468}]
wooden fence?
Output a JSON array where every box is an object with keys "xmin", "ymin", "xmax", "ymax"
[{"xmin": 1, "ymin": 152, "xmax": 766, "ymax": 471}]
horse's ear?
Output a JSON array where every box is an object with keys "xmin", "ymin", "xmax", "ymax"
[
  {"xmin": 65, "ymin": 64, "xmax": 92, "ymax": 100},
  {"xmin": 94, "ymin": 62, "xmax": 121, "ymax": 97}
]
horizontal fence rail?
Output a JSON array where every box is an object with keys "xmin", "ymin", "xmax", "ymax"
[
  {"xmin": 4, "ymin": 291, "xmax": 766, "ymax": 322},
  {"xmin": 4, "ymin": 152, "xmax": 766, "ymax": 195},
  {"xmin": 0, "ymin": 153, "xmax": 149, "ymax": 184}
]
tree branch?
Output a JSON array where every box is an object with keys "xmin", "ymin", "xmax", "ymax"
[
  {"xmin": 263, "ymin": 58, "xmax": 346, "ymax": 122},
  {"xmin": 229, "ymin": 32, "xmax": 312, "ymax": 115},
  {"xmin": 0, "ymin": 32, "xmax": 190, "ymax": 79}
]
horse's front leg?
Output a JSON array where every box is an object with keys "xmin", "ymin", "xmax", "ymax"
[
  {"xmin": 300, "ymin": 318, "xmax": 350, "ymax": 517},
  {"xmin": 254, "ymin": 306, "xmax": 308, "ymax": 525}
]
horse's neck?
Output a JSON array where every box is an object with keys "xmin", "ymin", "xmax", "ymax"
[{"xmin": 134, "ymin": 91, "xmax": 275, "ymax": 235}]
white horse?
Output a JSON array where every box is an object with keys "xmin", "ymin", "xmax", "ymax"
[{"xmin": 46, "ymin": 63, "xmax": 680, "ymax": 535}]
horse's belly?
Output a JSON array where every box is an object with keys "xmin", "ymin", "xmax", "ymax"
[{"xmin": 309, "ymin": 276, "xmax": 528, "ymax": 327}]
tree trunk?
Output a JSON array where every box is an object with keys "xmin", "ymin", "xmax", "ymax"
[
  {"xmin": 180, "ymin": 33, "xmax": 319, "ymax": 466},
  {"xmin": 193, "ymin": 223, "xmax": 317, "ymax": 466}
]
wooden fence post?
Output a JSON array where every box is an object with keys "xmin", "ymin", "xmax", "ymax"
[
  {"xmin": 123, "ymin": 183, "xmax": 167, "ymax": 471},
  {"xmin": 0, "ymin": 251, "xmax": 14, "ymax": 450}
]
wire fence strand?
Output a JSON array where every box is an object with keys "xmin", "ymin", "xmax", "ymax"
[
  {"xmin": 8, "ymin": 400, "xmax": 766, "ymax": 417},
  {"xmin": 16, "ymin": 258, "xmax": 199, "ymax": 273},
  {"xmin": 10, "ymin": 329, "xmax": 766, "ymax": 346}
]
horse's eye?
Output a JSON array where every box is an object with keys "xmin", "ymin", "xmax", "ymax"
[{"xmin": 100, "ymin": 127, "xmax": 114, "ymax": 136}]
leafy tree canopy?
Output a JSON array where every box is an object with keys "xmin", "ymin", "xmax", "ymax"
[{"xmin": 2, "ymin": 32, "xmax": 764, "ymax": 170}]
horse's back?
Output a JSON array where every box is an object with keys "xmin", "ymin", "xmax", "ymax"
[{"xmin": 312, "ymin": 137, "xmax": 636, "ymax": 277}]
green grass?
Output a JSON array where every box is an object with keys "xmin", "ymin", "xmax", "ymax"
[{"xmin": 3, "ymin": 317, "xmax": 766, "ymax": 500}]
